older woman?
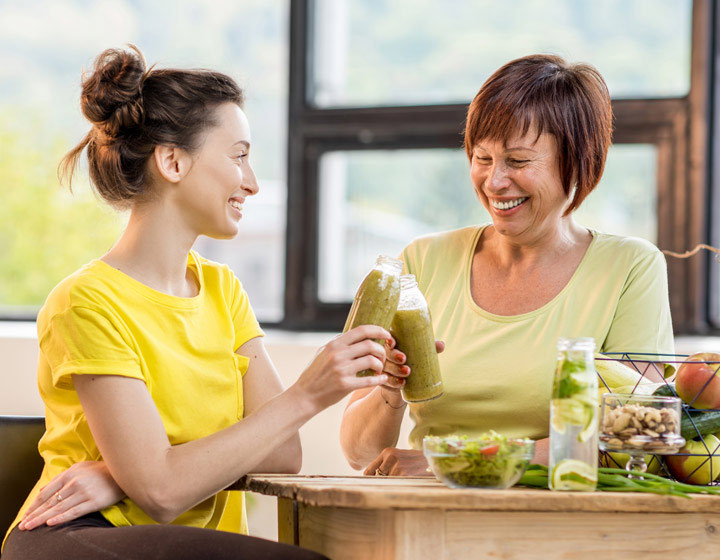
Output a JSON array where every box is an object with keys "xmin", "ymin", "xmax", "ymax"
[{"xmin": 339, "ymin": 54, "xmax": 674, "ymax": 476}]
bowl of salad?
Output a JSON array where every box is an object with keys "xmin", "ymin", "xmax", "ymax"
[{"xmin": 423, "ymin": 431, "xmax": 535, "ymax": 489}]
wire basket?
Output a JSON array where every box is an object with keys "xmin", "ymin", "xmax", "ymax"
[{"xmin": 597, "ymin": 352, "xmax": 720, "ymax": 485}]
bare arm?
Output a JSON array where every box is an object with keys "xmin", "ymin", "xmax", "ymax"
[
  {"xmin": 340, "ymin": 386, "xmax": 407, "ymax": 470},
  {"xmin": 73, "ymin": 326, "xmax": 391, "ymax": 524},
  {"xmin": 340, "ymin": 340, "xmax": 445, "ymax": 470},
  {"xmin": 239, "ymin": 337, "xmax": 302, "ymax": 473}
]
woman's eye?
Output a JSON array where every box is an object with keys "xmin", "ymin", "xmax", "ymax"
[
  {"xmin": 474, "ymin": 155, "xmax": 491, "ymax": 164},
  {"xmin": 509, "ymin": 159, "xmax": 529, "ymax": 166},
  {"xmin": 235, "ymin": 154, "xmax": 247, "ymax": 162}
]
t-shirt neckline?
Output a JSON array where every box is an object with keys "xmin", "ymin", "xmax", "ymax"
[
  {"xmin": 463, "ymin": 225, "xmax": 598, "ymax": 322},
  {"xmin": 92, "ymin": 251, "xmax": 204, "ymax": 309}
]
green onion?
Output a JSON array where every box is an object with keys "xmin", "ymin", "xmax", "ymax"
[{"xmin": 517, "ymin": 463, "xmax": 720, "ymax": 497}]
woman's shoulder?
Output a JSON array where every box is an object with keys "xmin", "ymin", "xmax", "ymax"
[
  {"xmin": 589, "ymin": 231, "xmax": 664, "ymax": 263},
  {"xmin": 38, "ymin": 261, "xmax": 116, "ymax": 326}
]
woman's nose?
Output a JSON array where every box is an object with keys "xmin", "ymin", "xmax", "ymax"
[
  {"xmin": 243, "ymin": 163, "xmax": 260, "ymax": 196},
  {"xmin": 486, "ymin": 162, "xmax": 510, "ymax": 191}
]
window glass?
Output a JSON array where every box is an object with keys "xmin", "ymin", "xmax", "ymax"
[
  {"xmin": 318, "ymin": 144, "xmax": 657, "ymax": 302},
  {"xmin": 311, "ymin": 0, "xmax": 692, "ymax": 107},
  {"xmin": 0, "ymin": 0, "xmax": 288, "ymax": 321}
]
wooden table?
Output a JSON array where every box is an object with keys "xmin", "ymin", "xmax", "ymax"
[{"xmin": 233, "ymin": 474, "xmax": 720, "ymax": 559}]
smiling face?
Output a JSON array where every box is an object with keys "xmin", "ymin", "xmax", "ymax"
[
  {"xmin": 176, "ymin": 102, "xmax": 259, "ymax": 239},
  {"xmin": 470, "ymin": 125, "xmax": 571, "ymax": 244}
]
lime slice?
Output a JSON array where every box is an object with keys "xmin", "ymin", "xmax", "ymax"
[
  {"xmin": 551, "ymin": 397, "xmax": 598, "ymax": 444},
  {"xmin": 551, "ymin": 459, "xmax": 597, "ymax": 491},
  {"xmin": 550, "ymin": 401, "xmax": 567, "ymax": 434},
  {"xmin": 576, "ymin": 402, "xmax": 598, "ymax": 443}
]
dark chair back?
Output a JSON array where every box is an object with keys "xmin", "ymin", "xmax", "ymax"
[{"xmin": 0, "ymin": 416, "xmax": 45, "ymax": 540}]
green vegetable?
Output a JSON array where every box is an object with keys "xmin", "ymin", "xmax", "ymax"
[
  {"xmin": 680, "ymin": 409, "xmax": 720, "ymax": 440},
  {"xmin": 519, "ymin": 464, "xmax": 720, "ymax": 497},
  {"xmin": 425, "ymin": 431, "xmax": 533, "ymax": 488},
  {"xmin": 652, "ymin": 383, "xmax": 676, "ymax": 398}
]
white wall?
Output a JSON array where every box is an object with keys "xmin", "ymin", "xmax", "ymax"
[{"xmin": 0, "ymin": 324, "xmax": 413, "ymax": 540}]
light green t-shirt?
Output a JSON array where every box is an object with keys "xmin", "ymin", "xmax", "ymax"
[{"xmin": 402, "ymin": 225, "xmax": 674, "ymax": 449}]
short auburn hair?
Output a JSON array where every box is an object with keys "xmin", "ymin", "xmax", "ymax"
[{"xmin": 464, "ymin": 54, "xmax": 613, "ymax": 214}]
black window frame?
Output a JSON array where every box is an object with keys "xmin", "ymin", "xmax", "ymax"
[{"xmin": 281, "ymin": 0, "xmax": 717, "ymax": 334}]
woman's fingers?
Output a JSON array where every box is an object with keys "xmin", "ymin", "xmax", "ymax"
[
  {"xmin": 343, "ymin": 325, "xmax": 391, "ymax": 345},
  {"xmin": 344, "ymin": 338, "xmax": 387, "ymax": 362},
  {"xmin": 20, "ymin": 490, "xmax": 81, "ymax": 530},
  {"xmin": 24, "ymin": 477, "xmax": 65, "ymax": 519},
  {"xmin": 386, "ymin": 347, "xmax": 406, "ymax": 366},
  {"xmin": 364, "ymin": 454, "xmax": 384, "ymax": 476}
]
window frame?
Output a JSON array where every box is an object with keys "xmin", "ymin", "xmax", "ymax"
[{"xmin": 282, "ymin": 0, "xmax": 715, "ymax": 333}]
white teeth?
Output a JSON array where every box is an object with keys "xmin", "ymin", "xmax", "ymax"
[
  {"xmin": 491, "ymin": 197, "xmax": 527, "ymax": 210},
  {"xmin": 229, "ymin": 200, "xmax": 243, "ymax": 210}
]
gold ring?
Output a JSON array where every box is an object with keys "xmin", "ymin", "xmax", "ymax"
[
  {"xmin": 376, "ymin": 468, "xmax": 388, "ymax": 476},
  {"xmin": 56, "ymin": 493, "xmax": 63, "ymax": 502}
]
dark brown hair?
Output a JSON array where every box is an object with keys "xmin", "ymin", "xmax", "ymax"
[
  {"xmin": 60, "ymin": 45, "xmax": 244, "ymax": 207},
  {"xmin": 464, "ymin": 54, "xmax": 613, "ymax": 214}
]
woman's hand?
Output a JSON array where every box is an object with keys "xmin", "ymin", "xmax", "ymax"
[
  {"xmin": 19, "ymin": 461, "xmax": 124, "ymax": 531},
  {"xmin": 292, "ymin": 325, "xmax": 393, "ymax": 411},
  {"xmin": 363, "ymin": 448, "xmax": 432, "ymax": 476},
  {"xmin": 381, "ymin": 340, "xmax": 446, "ymax": 392}
]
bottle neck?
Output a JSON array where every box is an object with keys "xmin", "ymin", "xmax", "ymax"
[{"xmin": 400, "ymin": 274, "xmax": 417, "ymax": 290}]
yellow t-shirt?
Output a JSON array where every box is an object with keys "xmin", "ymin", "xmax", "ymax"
[
  {"xmin": 402, "ymin": 226, "xmax": 674, "ymax": 449},
  {"xmin": 6, "ymin": 251, "xmax": 263, "ymax": 543}
]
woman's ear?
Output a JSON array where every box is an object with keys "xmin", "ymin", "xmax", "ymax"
[{"xmin": 152, "ymin": 145, "xmax": 192, "ymax": 183}]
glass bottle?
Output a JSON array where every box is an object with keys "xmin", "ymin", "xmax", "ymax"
[
  {"xmin": 344, "ymin": 255, "xmax": 403, "ymax": 377},
  {"xmin": 391, "ymin": 275, "xmax": 443, "ymax": 402},
  {"xmin": 549, "ymin": 337, "xmax": 598, "ymax": 491}
]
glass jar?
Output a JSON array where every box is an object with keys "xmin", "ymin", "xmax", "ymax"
[
  {"xmin": 391, "ymin": 274, "xmax": 443, "ymax": 402},
  {"xmin": 549, "ymin": 337, "xmax": 599, "ymax": 491},
  {"xmin": 343, "ymin": 255, "xmax": 403, "ymax": 377}
]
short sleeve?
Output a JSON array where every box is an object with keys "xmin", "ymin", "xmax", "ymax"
[
  {"xmin": 40, "ymin": 306, "xmax": 144, "ymax": 390},
  {"xmin": 602, "ymin": 248, "xmax": 675, "ymax": 354},
  {"xmin": 229, "ymin": 274, "xmax": 264, "ymax": 351}
]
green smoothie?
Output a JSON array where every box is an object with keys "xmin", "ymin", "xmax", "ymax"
[
  {"xmin": 392, "ymin": 307, "xmax": 443, "ymax": 402},
  {"xmin": 344, "ymin": 267, "xmax": 402, "ymax": 377}
]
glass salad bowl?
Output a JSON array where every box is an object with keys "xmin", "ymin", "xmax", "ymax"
[{"xmin": 423, "ymin": 432, "xmax": 535, "ymax": 489}]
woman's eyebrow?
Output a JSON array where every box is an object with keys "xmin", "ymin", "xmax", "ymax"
[
  {"xmin": 505, "ymin": 145, "xmax": 537, "ymax": 153},
  {"xmin": 232, "ymin": 140, "xmax": 250, "ymax": 148}
]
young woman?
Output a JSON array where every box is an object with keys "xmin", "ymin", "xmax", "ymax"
[{"xmin": 2, "ymin": 46, "xmax": 391, "ymax": 560}]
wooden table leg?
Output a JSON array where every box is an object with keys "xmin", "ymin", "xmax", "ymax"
[{"xmin": 277, "ymin": 497, "xmax": 298, "ymax": 545}]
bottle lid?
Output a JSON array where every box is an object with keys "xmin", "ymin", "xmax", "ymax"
[{"xmin": 375, "ymin": 254, "xmax": 403, "ymax": 275}]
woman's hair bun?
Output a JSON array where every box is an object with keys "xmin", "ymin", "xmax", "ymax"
[{"xmin": 81, "ymin": 45, "xmax": 147, "ymax": 137}]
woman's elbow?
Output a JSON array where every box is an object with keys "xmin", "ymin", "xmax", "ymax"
[
  {"xmin": 132, "ymin": 485, "xmax": 183, "ymax": 525},
  {"xmin": 285, "ymin": 440, "xmax": 302, "ymax": 474}
]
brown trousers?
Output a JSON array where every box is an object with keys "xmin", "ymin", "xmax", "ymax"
[{"xmin": 2, "ymin": 512, "xmax": 328, "ymax": 560}]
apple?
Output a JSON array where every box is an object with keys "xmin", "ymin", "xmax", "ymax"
[
  {"xmin": 675, "ymin": 352, "xmax": 720, "ymax": 409},
  {"xmin": 665, "ymin": 434, "xmax": 720, "ymax": 484}
]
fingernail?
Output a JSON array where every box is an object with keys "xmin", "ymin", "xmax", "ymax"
[{"xmin": 398, "ymin": 353, "xmax": 406, "ymax": 363}]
